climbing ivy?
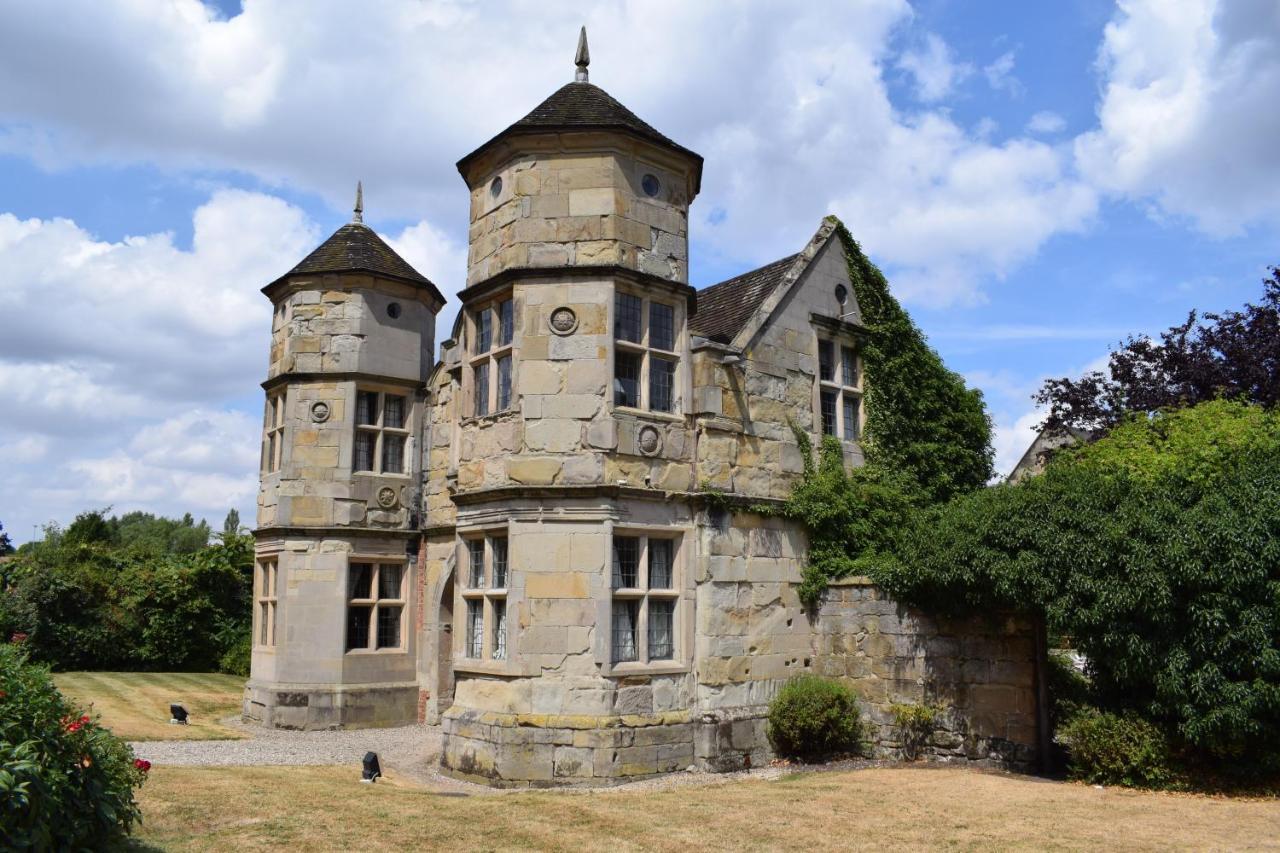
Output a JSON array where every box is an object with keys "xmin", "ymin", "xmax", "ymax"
[
  {"xmin": 829, "ymin": 217, "xmax": 994, "ymax": 503},
  {"xmin": 776, "ymin": 221, "xmax": 994, "ymax": 606}
]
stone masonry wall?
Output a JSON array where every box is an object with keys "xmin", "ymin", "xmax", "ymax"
[
  {"xmin": 694, "ymin": 508, "xmax": 1038, "ymax": 771},
  {"xmin": 465, "ymin": 142, "xmax": 692, "ymax": 286}
]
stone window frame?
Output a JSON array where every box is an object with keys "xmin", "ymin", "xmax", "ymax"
[
  {"xmin": 457, "ymin": 529, "xmax": 512, "ymax": 666},
  {"xmin": 603, "ymin": 526, "xmax": 688, "ymax": 675},
  {"xmin": 344, "ymin": 558, "xmax": 409, "ymax": 654},
  {"xmin": 612, "ymin": 287, "xmax": 683, "ymax": 416},
  {"xmin": 353, "ymin": 387, "xmax": 412, "ymax": 476},
  {"xmin": 466, "ymin": 292, "xmax": 516, "ymax": 420},
  {"xmin": 253, "ymin": 557, "xmax": 279, "ymax": 649},
  {"xmin": 261, "ymin": 391, "xmax": 286, "ymax": 473},
  {"xmin": 815, "ymin": 335, "xmax": 863, "ymax": 442}
]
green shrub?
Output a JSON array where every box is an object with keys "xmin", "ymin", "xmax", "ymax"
[
  {"xmin": 1061, "ymin": 710, "xmax": 1176, "ymax": 789},
  {"xmin": 890, "ymin": 702, "xmax": 940, "ymax": 760},
  {"xmin": 218, "ymin": 627, "xmax": 252, "ymax": 677},
  {"xmin": 767, "ymin": 675, "xmax": 862, "ymax": 760},
  {"xmin": 1046, "ymin": 651, "xmax": 1091, "ymax": 727},
  {"xmin": 0, "ymin": 644, "xmax": 147, "ymax": 848}
]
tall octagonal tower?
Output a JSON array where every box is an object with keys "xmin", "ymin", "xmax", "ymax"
[{"xmin": 423, "ymin": 30, "xmax": 707, "ymax": 781}]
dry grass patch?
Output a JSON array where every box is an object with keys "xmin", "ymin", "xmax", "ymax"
[
  {"xmin": 135, "ymin": 764, "xmax": 1280, "ymax": 851},
  {"xmin": 53, "ymin": 672, "xmax": 246, "ymax": 741}
]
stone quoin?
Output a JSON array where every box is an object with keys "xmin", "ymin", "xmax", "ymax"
[{"xmin": 243, "ymin": 28, "xmax": 1040, "ymax": 785}]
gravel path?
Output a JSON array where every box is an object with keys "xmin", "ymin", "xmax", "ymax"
[
  {"xmin": 131, "ymin": 718, "xmax": 440, "ymax": 773},
  {"xmin": 132, "ymin": 719, "xmax": 886, "ymax": 794}
]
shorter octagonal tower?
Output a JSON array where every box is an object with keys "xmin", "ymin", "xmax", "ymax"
[{"xmin": 245, "ymin": 188, "xmax": 445, "ymax": 729}]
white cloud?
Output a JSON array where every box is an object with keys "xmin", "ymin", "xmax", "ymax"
[
  {"xmin": 0, "ymin": 191, "xmax": 449, "ymax": 541},
  {"xmin": 984, "ymin": 50, "xmax": 1023, "ymax": 96},
  {"xmin": 1026, "ymin": 111, "xmax": 1066, "ymax": 134},
  {"xmin": 0, "ymin": 0, "xmax": 1100, "ymax": 311},
  {"xmin": 897, "ymin": 33, "xmax": 973, "ymax": 102},
  {"xmin": 1075, "ymin": 0, "xmax": 1280, "ymax": 235}
]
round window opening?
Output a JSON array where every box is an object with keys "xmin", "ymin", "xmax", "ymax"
[
  {"xmin": 387, "ymin": 302, "xmax": 402, "ymax": 319},
  {"xmin": 641, "ymin": 173, "xmax": 661, "ymax": 197},
  {"xmin": 834, "ymin": 284, "xmax": 849, "ymax": 306},
  {"xmin": 489, "ymin": 176, "xmax": 503, "ymax": 198}
]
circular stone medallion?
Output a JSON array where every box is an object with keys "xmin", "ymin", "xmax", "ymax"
[
  {"xmin": 376, "ymin": 486, "xmax": 399, "ymax": 509},
  {"xmin": 637, "ymin": 425, "xmax": 662, "ymax": 456},
  {"xmin": 309, "ymin": 401, "xmax": 331, "ymax": 423},
  {"xmin": 549, "ymin": 306, "xmax": 578, "ymax": 336}
]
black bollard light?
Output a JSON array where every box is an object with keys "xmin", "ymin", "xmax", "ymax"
[
  {"xmin": 170, "ymin": 704, "xmax": 189, "ymax": 724},
  {"xmin": 361, "ymin": 751, "xmax": 381, "ymax": 783}
]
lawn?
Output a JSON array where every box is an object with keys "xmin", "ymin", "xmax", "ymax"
[
  {"xmin": 53, "ymin": 671, "xmax": 247, "ymax": 741},
  {"xmin": 134, "ymin": 764, "xmax": 1280, "ymax": 851}
]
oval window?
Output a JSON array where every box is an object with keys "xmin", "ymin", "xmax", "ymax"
[
  {"xmin": 387, "ymin": 302, "xmax": 402, "ymax": 319},
  {"xmin": 489, "ymin": 176, "xmax": 503, "ymax": 198},
  {"xmin": 834, "ymin": 284, "xmax": 848, "ymax": 306},
  {"xmin": 641, "ymin": 173, "xmax": 661, "ymax": 197}
]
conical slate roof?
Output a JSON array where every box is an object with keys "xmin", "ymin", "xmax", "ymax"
[
  {"xmin": 270, "ymin": 222, "xmax": 445, "ymax": 305},
  {"xmin": 457, "ymin": 81, "xmax": 702, "ymax": 187}
]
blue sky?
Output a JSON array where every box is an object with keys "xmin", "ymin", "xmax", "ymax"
[{"xmin": 2, "ymin": 0, "xmax": 1278, "ymax": 544}]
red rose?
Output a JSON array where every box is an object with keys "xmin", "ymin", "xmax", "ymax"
[{"xmin": 134, "ymin": 759, "xmax": 151, "ymax": 772}]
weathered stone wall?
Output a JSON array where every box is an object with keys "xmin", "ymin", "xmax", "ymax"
[
  {"xmin": 437, "ymin": 274, "xmax": 697, "ymax": 497},
  {"xmin": 246, "ymin": 533, "xmax": 419, "ymax": 730},
  {"xmin": 692, "ymin": 509, "xmax": 1037, "ymax": 771},
  {"xmin": 463, "ymin": 140, "xmax": 694, "ymax": 286},
  {"xmin": 692, "ymin": 226, "xmax": 865, "ymax": 502}
]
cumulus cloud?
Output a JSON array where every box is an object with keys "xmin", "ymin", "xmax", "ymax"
[
  {"xmin": 984, "ymin": 50, "xmax": 1023, "ymax": 96},
  {"xmin": 0, "ymin": 190, "xmax": 444, "ymax": 539},
  {"xmin": 897, "ymin": 33, "xmax": 973, "ymax": 102},
  {"xmin": 1075, "ymin": 0, "xmax": 1280, "ymax": 234},
  {"xmin": 1026, "ymin": 111, "xmax": 1067, "ymax": 135},
  {"xmin": 0, "ymin": 0, "xmax": 1099, "ymax": 310}
]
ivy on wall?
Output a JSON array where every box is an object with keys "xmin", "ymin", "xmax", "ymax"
[{"xmin": 829, "ymin": 217, "xmax": 994, "ymax": 503}]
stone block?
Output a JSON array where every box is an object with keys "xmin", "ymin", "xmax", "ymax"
[
  {"xmin": 568, "ymin": 187, "xmax": 619, "ymax": 217},
  {"xmin": 525, "ymin": 572, "xmax": 589, "ymax": 599},
  {"xmin": 506, "ymin": 457, "xmax": 562, "ymax": 485}
]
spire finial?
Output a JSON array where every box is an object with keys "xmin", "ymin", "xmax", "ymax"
[
  {"xmin": 574, "ymin": 26, "xmax": 589, "ymax": 83},
  {"xmin": 353, "ymin": 180, "xmax": 364, "ymax": 224}
]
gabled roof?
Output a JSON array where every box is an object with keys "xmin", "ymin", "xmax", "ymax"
[
  {"xmin": 689, "ymin": 254, "xmax": 800, "ymax": 343},
  {"xmin": 690, "ymin": 217, "xmax": 850, "ymax": 348},
  {"xmin": 456, "ymin": 81, "xmax": 703, "ymax": 190},
  {"xmin": 268, "ymin": 222, "xmax": 445, "ymax": 305}
]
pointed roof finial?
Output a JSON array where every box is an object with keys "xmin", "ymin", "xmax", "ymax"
[
  {"xmin": 574, "ymin": 26, "xmax": 589, "ymax": 83},
  {"xmin": 352, "ymin": 180, "xmax": 364, "ymax": 224}
]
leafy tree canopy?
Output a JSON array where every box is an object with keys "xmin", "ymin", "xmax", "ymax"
[
  {"xmin": 872, "ymin": 401, "xmax": 1280, "ymax": 770},
  {"xmin": 1036, "ymin": 267, "xmax": 1280, "ymax": 434}
]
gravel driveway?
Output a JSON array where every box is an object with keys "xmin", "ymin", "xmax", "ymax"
[{"xmin": 131, "ymin": 718, "xmax": 441, "ymax": 773}]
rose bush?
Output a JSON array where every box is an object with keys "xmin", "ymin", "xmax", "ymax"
[{"xmin": 0, "ymin": 644, "xmax": 147, "ymax": 849}]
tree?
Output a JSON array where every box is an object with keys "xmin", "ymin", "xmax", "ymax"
[
  {"xmin": 873, "ymin": 401, "xmax": 1280, "ymax": 773},
  {"xmin": 222, "ymin": 509, "xmax": 241, "ymax": 539},
  {"xmin": 0, "ymin": 521, "xmax": 13, "ymax": 557},
  {"xmin": 1036, "ymin": 267, "xmax": 1280, "ymax": 434},
  {"xmin": 63, "ymin": 509, "xmax": 115, "ymax": 547}
]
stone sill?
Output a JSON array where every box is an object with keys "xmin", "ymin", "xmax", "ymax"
[
  {"xmin": 454, "ymin": 660, "xmax": 521, "ymax": 678},
  {"xmin": 603, "ymin": 662, "xmax": 690, "ymax": 678},
  {"xmin": 612, "ymin": 406, "xmax": 687, "ymax": 425}
]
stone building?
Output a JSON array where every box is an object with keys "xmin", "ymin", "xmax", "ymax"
[{"xmin": 245, "ymin": 31, "xmax": 1042, "ymax": 785}]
